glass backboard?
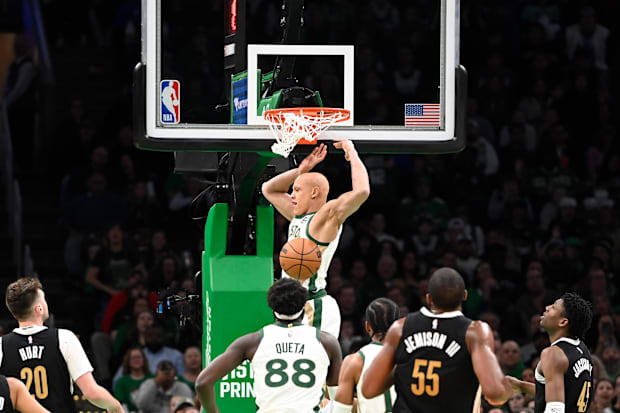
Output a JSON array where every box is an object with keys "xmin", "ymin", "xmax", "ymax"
[{"xmin": 134, "ymin": 0, "xmax": 466, "ymax": 154}]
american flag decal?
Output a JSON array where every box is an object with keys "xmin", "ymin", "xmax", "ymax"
[{"xmin": 405, "ymin": 104, "xmax": 440, "ymax": 127}]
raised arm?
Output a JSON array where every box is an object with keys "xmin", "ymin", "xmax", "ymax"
[
  {"xmin": 466, "ymin": 321, "xmax": 513, "ymax": 406},
  {"xmin": 8, "ymin": 377, "xmax": 51, "ymax": 413},
  {"xmin": 261, "ymin": 144, "xmax": 327, "ymax": 220},
  {"xmin": 195, "ymin": 332, "xmax": 261, "ymax": 413},
  {"xmin": 361, "ymin": 318, "xmax": 403, "ymax": 399},
  {"xmin": 317, "ymin": 139, "xmax": 369, "ymax": 229},
  {"xmin": 539, "ymin": 346, "xmax": 569, "ymax": 405}
]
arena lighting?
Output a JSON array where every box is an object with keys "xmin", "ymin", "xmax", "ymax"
[{"xmin": 230, "ymin": 0, "xmax": 237, "ymax": 32}]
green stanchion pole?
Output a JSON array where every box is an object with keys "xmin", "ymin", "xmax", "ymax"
[{"xmin": 202, "ymin": 203, "xmax": 274, "ymax": 412}]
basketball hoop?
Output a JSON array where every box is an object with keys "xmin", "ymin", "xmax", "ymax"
[{"xmin": 264, "ymin": 107, "xmax": 350, "ymax": 157}]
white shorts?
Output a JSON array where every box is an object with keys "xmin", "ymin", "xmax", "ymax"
[{"xmin": 303, "ymin": 292, "xmax": 341, "ymax": 338}]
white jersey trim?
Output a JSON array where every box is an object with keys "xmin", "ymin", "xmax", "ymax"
[
  {"xmin": 420, "ymin": 307, "xmax": 464, "ymax": 319},
  {"xmin": 551, "ymin": 337, "xmax": 580, "ymax": 346}
]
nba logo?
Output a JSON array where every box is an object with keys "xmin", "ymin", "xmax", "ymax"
[{"xmin": 161, "ymin": 80, "xmax": 180, "ymax": 124}]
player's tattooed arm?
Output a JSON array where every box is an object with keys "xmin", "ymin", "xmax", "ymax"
[{"xmin": 196, "ymin": 332, "xmax": 261, "ymax": 413}]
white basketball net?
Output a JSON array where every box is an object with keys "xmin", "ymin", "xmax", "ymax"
[{"xmin": 265, "ymin": 108, "xmax": 350, "ymax": 157}]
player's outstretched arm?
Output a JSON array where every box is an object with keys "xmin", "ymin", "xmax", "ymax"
[
  {"xmin": 540, "ymin": 346, "xmax": 568, "ymax": 406},
  {"xmin": 75, "ymin": 372, "xmax": 125, "ymax": 413},
  {"xmin": 507, "ymin": 375, "xmax": 536, "ymax": 396},
  {"xmin": 466, "ymin": 321, "xmax": 513, "ymax": 406},
  {"xmin": 196, "ymin": 332, "xmax": 261, "ymax": 413},
  {"xmin": 361, "ymin": 318, "xmax": 403, "ymax": 399},
  {"xmin": 261, "ymin": 144, "xmax": 327, "ymax": 220},
  {"xmin": 8, "ymin": 377, "xmax": 51, "ymax": 413},
  {"xmin": 328, "ymin": 139, "xmax": 370, "ymax": 225}
]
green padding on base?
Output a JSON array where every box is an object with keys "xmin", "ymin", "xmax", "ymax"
[{"xmin": 202, "ymin": 203, "xmax": 274, "ymax": 412}]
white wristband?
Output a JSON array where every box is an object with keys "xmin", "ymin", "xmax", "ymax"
[
  {"xmin": 330, "ymin": 401, "xmax": 353, "ymax": 413},
  {"xmin": 544, "ymin": 402, "xmax": 565, "ymax": 413}
]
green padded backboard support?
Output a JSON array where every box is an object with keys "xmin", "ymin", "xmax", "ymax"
[{"xmin": 202, "ymin": 203, "xmax": 274, "ymax": 411}]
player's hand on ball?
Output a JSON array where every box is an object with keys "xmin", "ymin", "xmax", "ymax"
[
  {"xmin": 299, "ymin": 143, "xmax": 327, "ymax": 173},
  {"xmin": 333, "ymin": 138, "xmax": 356, "ymax": 161}
]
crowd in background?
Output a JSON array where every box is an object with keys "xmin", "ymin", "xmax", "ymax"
[{"xmin": 2, "ymin": 0, "xmax": 620, "ymax": 412}]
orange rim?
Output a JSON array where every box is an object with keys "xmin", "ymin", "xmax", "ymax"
[{"xmin": 263, "ymin": 107, "xmax": 350, "ymax": 123}]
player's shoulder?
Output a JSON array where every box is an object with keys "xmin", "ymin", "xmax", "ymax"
[{"xmin": 540, "ymin": 344, "xmax": 569, "ymax": 373}]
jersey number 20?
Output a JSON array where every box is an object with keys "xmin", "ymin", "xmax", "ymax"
[
  {"xmin": 411, "ymin": 359, "xmax": 442, "ymax": 397},
  {"xmin": 20, "ymin": 366, "xmax": 49, "ymax": 399}
]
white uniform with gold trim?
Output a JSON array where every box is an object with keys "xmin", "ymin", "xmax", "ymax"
[
  {"xmin": 252, "ymin": 323, "xmax": 330, "ymax": 413},
  {"xmin": 283, "ymin": 212, "xmax": 342, "ymax": 337}
]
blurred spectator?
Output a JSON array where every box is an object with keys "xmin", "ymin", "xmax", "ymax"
[
  {"xmin": 516, "ymin": 267, "xmax": 558, "ymax": 332},
  {"xmin": 520, "ymin": 326, "xmax": 550, "ymax": 367},
  {"xmin": 463, "ymin": 262, "xmax": 498, "ymax": 319},
  {"xmin": 499, "ymin": 340, "xmax": 526, "ymax": 379},
  {"xmin": 114, "ymin": 347, "xmax": 153, "ymax": 413},
  {"xmin": 410, "ymin": 215, "xmax": 440, "ymax": 259},
  {"xmin": 454, "ymin": 234, "xmax": 481, "ymax": 284},
  {"xmin": 178, "ymin": 346, "xmax": 201, "ymax": 392},
  {"xmin": 150, "ymin": 253, "xmax": 184, "ymax": 293},
  {"xmin": 565, "ymin": 6, "xmax": 609, "ymax": 75},
  {"xmin": 101, "ymin": 272, "xmax": 159, "ymax": 334},
  {"xmin": 135, "ymin": 360, "xmax": 193, "ymax": 413},
  {"xmin": 508, "ymin": 392, "xmax": 526, "ymax": 413},
  {"xmin": 142, "ymin": 324, "xmax": 185, "ymax": 377},
  {"xmin": 169, "ymin": 396, "xmax": 196, "ymax": 413},
  {"xmin": 86, "ymin": 224, "xmax": 143, "ymax": 297},
  {"xmin": 589, "ymin": 378, "xmax": 614, "ymax": 413},
  {"xmin": 112, "ymin": 308, "xmax": 154, "ymax": 366},
  {"xmin": 3, "ymin": 34, "xmax": 36, "ymax": 169}
]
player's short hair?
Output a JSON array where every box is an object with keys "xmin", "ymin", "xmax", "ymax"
[
  {"xmin": 561, "ymin": 292, "xmax": 593, "ymax": 340},
  {"xmin": 267, "ymin": 278, "xmax": 308, "ymax": 316},
  {"xmin": 365, "ymin": 298, "xmax": 400, "ymax": 341},
  {"xmin": 5, "ymin": 277, "xmax": 43, "ymax": 321},
  {"xmin": 428, "ymin": 268, "xmax": 465, "ymax": 310}
]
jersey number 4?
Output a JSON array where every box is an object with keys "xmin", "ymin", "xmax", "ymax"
[
  {"xmin": 410, "ymin": 359, "xmax": 442, "ymax": 397},
  {"xmin": 265, "ymin": 359, "xmax": 316, "ymax": 388},
  {"xmin": 577, "ymin": 381, "xmax": 591, "ymax": 412},
  {"xmin": 20, "ymin": 366, "xmax": 49, "ymax": 399}
]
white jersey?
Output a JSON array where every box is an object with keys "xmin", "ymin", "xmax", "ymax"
[
  {"xmin": 283, "ymin": 212, "xmax": 342, "ymax": 293},
  {"xmin": 252, "ymin": 323, "xmax": 330, "ymax": 413},
  {"xmin": 356, "ymin": 342, "xmax": 396, "ymax": 413}
]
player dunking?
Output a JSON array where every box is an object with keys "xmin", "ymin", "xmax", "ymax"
[
  {"xmin": 0, "ymin": 374, "xmax": 50, "ymax": 413},
  {"xmin": 195, "ymin": 278, "xmax": 342, "ymax": 413},
  {"xmin": 332, "ymin": 298, "xmax": 400, "ymax": 413},
  {"xmin": 0, "ymin": 277, "xmax": 124, "ymax": 413},
  {"xmin": 362, "ymin": 268, "xmax": 515, "ymax": 412},
  {"xmin": 509, "ymin": 293, "xmax": 593, "ymax": 413},
  {"xmin": 262, "ymin": 139, "xmax": 370, "ymax": 337}
]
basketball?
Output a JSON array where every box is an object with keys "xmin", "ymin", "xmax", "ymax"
[{"xmin": 279, "ymin": 238, "xmax": 322, "ymax": 282}]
